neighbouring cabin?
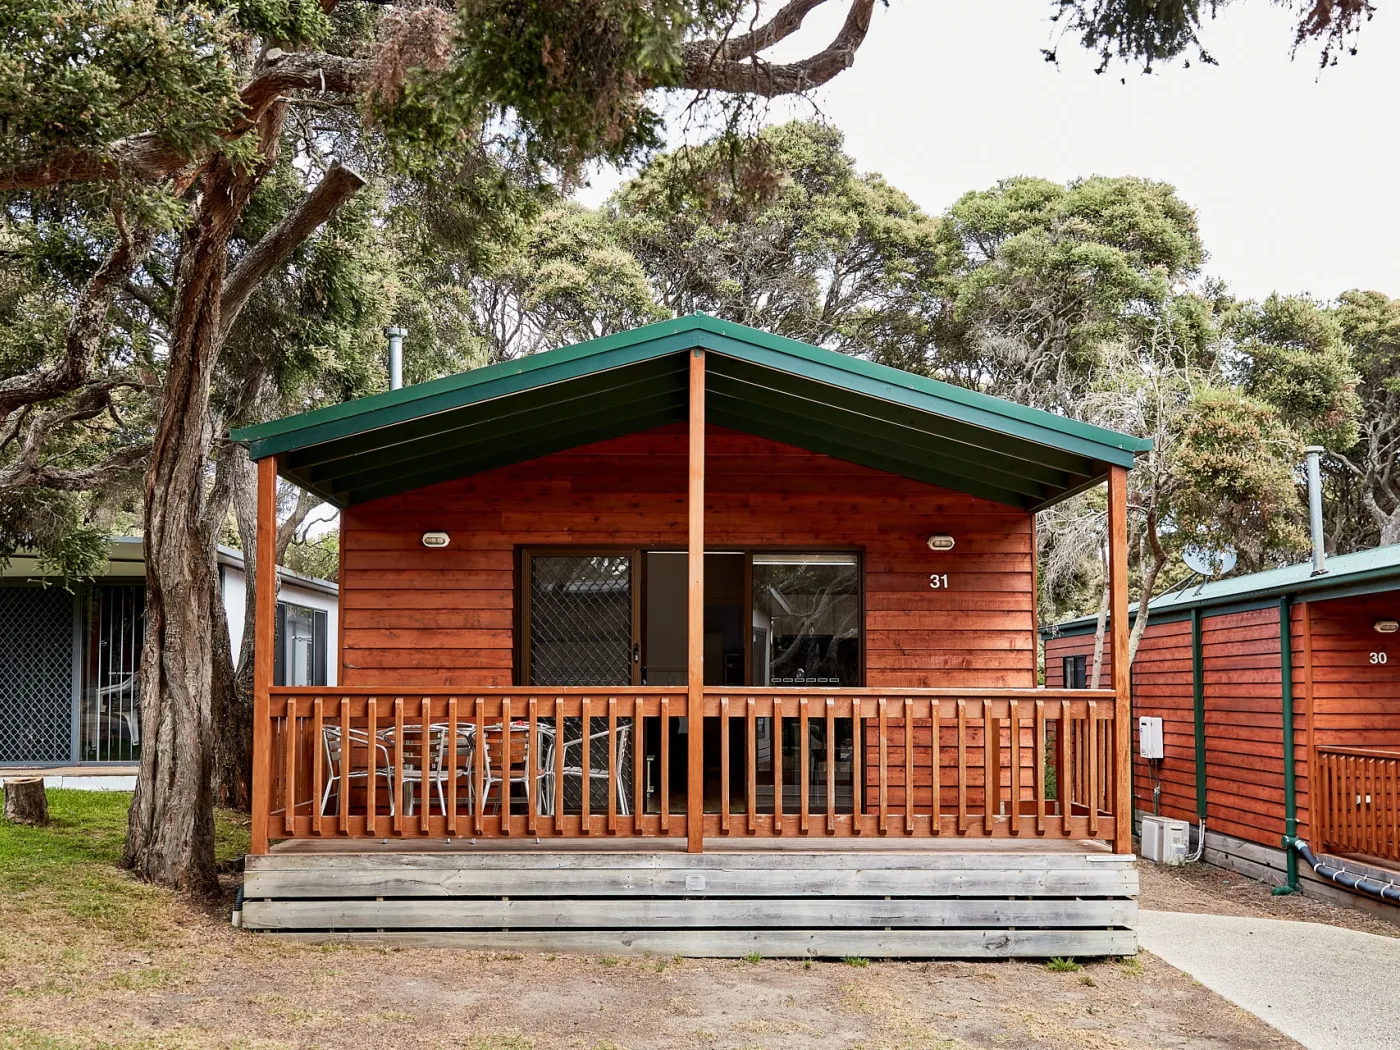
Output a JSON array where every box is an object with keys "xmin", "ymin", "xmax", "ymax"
[
  {"xmin": 232, "ymin": 315, "xmax": 1148, "ymax": 956},
  {"xmin": 1046, "ymin": 547, "xmax": 1400, "ymax": 909}
]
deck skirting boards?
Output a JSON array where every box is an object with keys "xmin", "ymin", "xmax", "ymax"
[{"xmin": 242, "ymin": 850, "xmax": 1139, "ymax": 958}]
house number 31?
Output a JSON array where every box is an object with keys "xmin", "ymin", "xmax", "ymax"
[{"xmin": 929, "ymin": 574, "xmax": 950, "ymax": 589}]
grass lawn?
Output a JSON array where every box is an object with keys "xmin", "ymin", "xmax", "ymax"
[{"xmin": 1, "ymin": 790, "xmax": 1303, "ymax": 1050}]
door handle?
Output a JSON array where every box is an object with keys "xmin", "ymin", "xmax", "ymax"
[{"xmin": 633, "ymin": 643, "xmax": 640, "ymax": 663}]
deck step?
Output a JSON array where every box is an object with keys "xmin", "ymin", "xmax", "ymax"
[{"xmin": 241, "ymin": 850, "xmax": 1139, "ymax": 958}]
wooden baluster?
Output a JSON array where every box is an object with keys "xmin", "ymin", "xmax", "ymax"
[
  {"xmin": 904, "ymin": 700, "xmax": 915, "ymax": 835},
  {"xmin": 391, "ymin": 697, "xmax": 405, "ymax": 835},
  {"xmin": 983, "ymin": 701, "xmax": 998, "ymax": 834},
  {"xmin": 339, "ymin": 697, "xmax": 350, "ymax": 836},
  {"xmin": 774, "ymin": 698, "xmax": 784, "ymax": 835},
  {"xmin": 579, "ymin": 697, "xmax": 590, "ymax": 835},
  {"xmin": 311, "ymin": 698, "xmax": 324, "ymax": 836},
  {"xmin": 956, "ymin": 699, "xmax": 968, "ymax": 835},
  {"xmin": 554, "ymin": 697, "xmax": 565, "ymax": 835},
  {"xmin": 419, "ymin": 697, "xmax": 431, "ymax": 834},
  {"xmin": 632, "ymin": 696, "xmax": 644, "ymax": 837},
  {"xmin": 366, "ymin": 698, "xmax": 379, "ymax": 836},
  {"xmin": 1087, "ymin": 701, "xmax": 1100, "ymax": 838},
  {"xmin": 1034, "ymin": 699, "xmax": 1046, "ymax": 836},
  {"xmin": 1008, "ymin": 698, "xmax": 1021, "ymax": 836},
  {"xmin": 448, "ymin": 697, "xmax": 459, "ymax": 837},
  {"xmin": 660, "ymin": 697, "xmax": 670, "ymax": 836},
  {"xmin": 526, "ymin": 697, "xmax": 538, "ymax": 836},
  {"xmin": 878, "ymin": 697, "xmax": 888, "ymax": 835},
  {"xmin": 473, "ymin": 697, "xmax": 485, "ymax": 836},
  {"xmin": 719, "ymin": 696, "xmax": 730, "ymax": 836},
  {"xmin": 608, "ymin": 697, "xmax": 618, "ymax": 836},
  {"xmin": 799, "ymin": 697, "xmax": 810, "ymax": 836},
  {"xmin": 1060, "ymin": 700, "xmax": 1073, "ymax": 836},
  {"xmin": 826, "ymin": 698, "xmax": 836, "ymax": 836},
  {"xmin": 746, "ymin": 698, "xmax": 757, "ymax": 836},
  {"xmin": 930, "ymin": 700, "xmax": 941, "ymax": 836},
  {"xmin": 284, "ymin": 698, "xmax": 298, "ymax": 835},
  {"xmin": 499, "ymin": 697, "xmax": 511, "ymax": 836},
  {"xmin": 852, "ymin": 698, "xmax": 863, "ymax": 835}
]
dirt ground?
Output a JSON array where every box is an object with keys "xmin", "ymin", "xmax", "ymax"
[
  {"xmin": 1136, "ymin": 857, "xmax": 1400, "ymax": 938},
  {"xmin": 1, "ymin": 862, "xmax": 1327, "ymax": 1050},
  {"xmin": 0, "ymin": 907, "xmax": 1301, "ymax": 1050}
]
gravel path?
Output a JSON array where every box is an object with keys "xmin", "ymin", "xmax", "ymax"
[{"xmin": 1138, "ymin": 910, "xmax": 1400, "ymax": 1050}]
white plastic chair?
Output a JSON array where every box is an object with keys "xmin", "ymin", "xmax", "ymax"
[{"xmin": 320, "ymin": 724, "xmax": 395, "ymax": 817}]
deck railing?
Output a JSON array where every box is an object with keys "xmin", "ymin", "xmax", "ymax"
[
  {"xmin": 1315, "ymin": 745, "xmax": 1400, "ymax": 864},
  {"xmin": 255, "ymin": 686, "xmax": 1118, "ymax": 847}
]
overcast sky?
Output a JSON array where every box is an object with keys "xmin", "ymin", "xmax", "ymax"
[{"xmin": 576, "ymin": 0, "xmax": 1399, "ymax": 303}]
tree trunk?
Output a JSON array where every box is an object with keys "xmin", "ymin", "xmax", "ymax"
[
  {"xmin": 3, "ymin": 777, "xmax": 48, "ymax": 825},
  {"xmin": 122, "ymin": 156, "xmax": 258, "ymax": 898},
  {"xmin": 212, "ymin": 450, "xmax": 259, "ymax": 809}
]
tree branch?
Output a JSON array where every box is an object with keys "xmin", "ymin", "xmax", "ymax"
[
  {"xmin": 716, "ymin": 0, "xmax": 832, "ymax": 61},
  {"xmin": 0, "ymin": 223, "xmax": 152, "ymax": 423},
  {"xmin": 0, "ymin": 52, "xmax": 370, "ymax": 193},
  {"xmin": 220, "ymin": 161, "xmax": 367, "ymax": 340},
  {"xmin": 681, "ymin": 0, "xmax": 875, "ymax": 96}
]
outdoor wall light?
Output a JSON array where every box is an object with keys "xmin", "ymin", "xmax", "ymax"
[
  {"xmin": 1374, "ymin": 619, "xmax": 1399, "ymax": 634},
  {"xmin": 421, "ymin": 532, "xmax": 451, "ymax": 548},
  {"xmin": 926, "ymin": 534, "xmax": 956, "ymax": 551}
]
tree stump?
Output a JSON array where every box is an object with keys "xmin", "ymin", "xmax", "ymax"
[{"xmin": 3, "ymin": 777, "xmax": 48, "ymax": 825}]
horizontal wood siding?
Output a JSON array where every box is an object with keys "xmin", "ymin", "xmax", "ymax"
[
  {"xmin": 1305, "ymin": 593, "xmax": 1400, "ymax": 752},
  {"xmin": 340, "ymin": 423, "xmax": 1035, "ymax": 693},
  {"xmin": 1050, "ymin": 603, "xmax": 1313, "ymax": 852}
]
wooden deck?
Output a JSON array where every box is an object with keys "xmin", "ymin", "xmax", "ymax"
[{"xmin": 242, "ymin": 839, "xmax": 1138, "ymax": 958}]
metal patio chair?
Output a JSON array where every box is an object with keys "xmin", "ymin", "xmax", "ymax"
[
  {"xmin": 541, "ymin": 720, "xmax": 632, "ymax": 816},
  {"xmin": 320, "ymin": 724, "xmax": 396, "ymax": 817}
]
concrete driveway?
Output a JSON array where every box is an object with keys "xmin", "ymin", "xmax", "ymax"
[{"xmin": 1138, "ymin": 910, "xmax": 1400, "ymax": 1050}]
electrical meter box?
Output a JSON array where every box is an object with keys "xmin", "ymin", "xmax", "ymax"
[
  {"xmin": 1140, "ymin": 816, "xmax": 1191, "ymax": 864},
  {"xmin": 1138, "ymin": 715, "xmax": 1164, "ymax": 760}
]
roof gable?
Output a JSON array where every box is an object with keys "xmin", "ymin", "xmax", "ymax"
[{"xmin": 232, "ymin": 315, "xmax": 1149, "ymax": 509}]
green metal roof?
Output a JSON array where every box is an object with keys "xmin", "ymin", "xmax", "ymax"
[
  {"xmin": 232, "ymin": 315, "xmax": 1151, "ymax": 509},
  {"xmin": 1048, "ymin": 543, "xmax": 1400, "ymax": 636}
]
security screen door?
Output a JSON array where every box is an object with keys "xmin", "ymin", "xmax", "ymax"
[{"xmin": 524, "ymin": 553, "xmax": 638, "ymax": 686}]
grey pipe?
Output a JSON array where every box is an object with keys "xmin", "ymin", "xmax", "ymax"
[
  {"xmin": 1288, "ymin": 838, "xmax": 1400, "ymax": 905},
  {"xmin": 1304, "ymin": 446, "xmax": 1326, "ymax": 576},
  {"xmin": 385, "ymin": 326, "xmax": 406, "ymax": 391}
]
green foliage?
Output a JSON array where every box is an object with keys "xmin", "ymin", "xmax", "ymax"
[
  {"xmin": 225, "ymin": 0, "xmax": 330, "ymax": 49},
  {"xmin": 0, "ymin": 0, "xmax": 244, "ymax": 170},
  {"xmin": 1045, "ymin": 957, "xmax": 1082, "ymax": 972},
  {"xmin": 283, "ymin": 529, "xmax": 338, "ymax": 582},
  {"xmin": 613, "ymin": 121, "xmax": 941, "ymax": 367},
  {"xmin": 1170, "ymin": 386, "xmax": 1308, "ymax": 567},
  {"xmin": 1226, "ymin": 294, "xmax": 1361, "ymax": 451}
]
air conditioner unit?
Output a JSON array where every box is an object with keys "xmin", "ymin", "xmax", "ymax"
[{"xmin": 1140, "ymin": 815, "xmax": 1190, "ymax": 864}]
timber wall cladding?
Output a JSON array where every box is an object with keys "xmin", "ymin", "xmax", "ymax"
[
  {"xmin": 1306, "ymin": 594, "xmax": 1400, "ymax": 751},
  {"xmin": 339, "ymin": 423, "xmax": 1036, "ymax": 690},
  {"xmin": 1047, "ymin": 605, "xmax": 1311, "ymax": 850}
]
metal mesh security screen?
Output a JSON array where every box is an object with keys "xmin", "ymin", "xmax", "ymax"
[
  {"xmin": 528, "ymin": 555, "xmax": 632, "ymax": 686},
  {"xmin": 0, "ymin": 585, "xmax": 75, "ymax": 764},
  {"xmin": 80, "ymin": 585, "xmax": 145, "ymax": 762}
]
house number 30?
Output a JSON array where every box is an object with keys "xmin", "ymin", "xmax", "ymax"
[
  {"xmin": 929, "ymin": 574, "xmax": 950, "ymax": 589},
  {"xmin": 1371, "ymin": 651, "xmax": 1388, "ymax": 665}
]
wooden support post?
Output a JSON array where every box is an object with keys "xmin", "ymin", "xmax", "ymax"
[
  {"xmin": 687, "ymin": 348, "xmax": 705, "ymax": 853},
  {"xmin": 250, "ymin": 455, "xmax": 278, "ymax": 856},
  {"xmin": 1107, "ymin": 464, "xmax": 1132, "ymax": 855}
]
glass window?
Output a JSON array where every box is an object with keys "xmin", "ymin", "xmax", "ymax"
[
  {"xmin": 275, "ymin": 602, "xmax": 327, "ymax": 687},
  {"xmin": 751, "ymin": 553, "xmax": 860, "ymax": 687},
  {"xmin": 1063, "ymin": 654, "xmax": 1087, "ymax": 689}
]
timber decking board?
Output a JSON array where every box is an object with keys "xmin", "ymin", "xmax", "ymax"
[
  {"xmin": 240, "ymin": 846, "xmax": 1138, "ymax": 957},
  {"xmin": 265, "ymin": 929, "xmax": 1138, "ymax": 958},
  {"xmin": 242, "ymin": 897, "xmax": 1137, "ymax": 931}
]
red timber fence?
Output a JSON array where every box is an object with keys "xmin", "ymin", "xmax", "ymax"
[
  {"xmin": 1314, "ymin": 745, "xmax": 1400, "ymax": 865},
  {"xmin": 253, "ymin": 686, "xmax": 1120, "ymax": 847}
]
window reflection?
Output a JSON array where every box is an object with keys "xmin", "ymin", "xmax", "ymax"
[{"xmin": 751, "ymin": 553, "xmax": 860, "ymax": 687}]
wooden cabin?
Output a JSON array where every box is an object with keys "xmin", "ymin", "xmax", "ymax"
[
  {"xmin": 1045, "ymin": 546, "xmax": 1400, "ymax": 910},
  {"xmin": 232, "ymin": 315, "xmax": 1149, "ymax": 957}
]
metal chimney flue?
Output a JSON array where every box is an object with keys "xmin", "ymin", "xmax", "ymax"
[
  {"xmin": 1304, "ymin": 446, "xmax": 1326, "ymax": 576},
  {"xmin": 385, "ymin": 326, "xmax": 406, "ymax": 391}
]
